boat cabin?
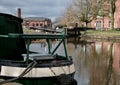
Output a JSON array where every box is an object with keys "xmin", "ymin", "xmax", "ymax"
[{"xmin": 0, "ymin": 13, "xmax": 26, "ymax": 60}]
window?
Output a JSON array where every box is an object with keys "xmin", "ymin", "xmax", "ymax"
[
  {"xmin": 36, "ymin": 23, "xmax": 39, "ymax": 26},
  {"xmin": 40, "ymin": 23, "xmax": 43, "ymax": 26},
  {"xmin": 96, "ymin": 21, "xmax": 102, "ymax": 30}
]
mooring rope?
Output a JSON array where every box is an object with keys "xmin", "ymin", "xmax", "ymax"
[
  {"xmin": 0, "ymin": 60, "xmax": 37, "ymax": 85},
  {"xmin": 49, "ymin": 65, "xmax": 68, "ymax": 76}
]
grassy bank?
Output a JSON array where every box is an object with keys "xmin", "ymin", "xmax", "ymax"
[
  {"xmin": 80, "ymin": 30, "xmax": 120, "ymax": 42},
  {"xmin": 82, "ymin": 30, "xmax": 120, "ymax": 37},
  {"xmin": 23, "ymin": 28, "xmax": 120, "ymax": 37}
]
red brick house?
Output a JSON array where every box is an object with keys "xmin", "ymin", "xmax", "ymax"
[
  {"xmin": 89, "ymin": 0, "xmax": 120, "ymax": 30},
  {"xmin": 114, "ymin": 0, "xmax": 120, "ymax": 29},
  {"xmin": 23, "ymin": 17, "xmax": 52, "ymax": 29}
]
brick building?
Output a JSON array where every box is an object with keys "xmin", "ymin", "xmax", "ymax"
[
  {"xmin": 89, "ymin": 0, "xmax": 120, "ymax": 30},
  {"xmin": 23, "ymin": 17, "xmax": 52, "ymax": 29},
  {"xmin": 114, "ymin": 0, "xmax": 120, "ymax": 29}
]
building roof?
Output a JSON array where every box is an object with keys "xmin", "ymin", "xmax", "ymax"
[{"xmin": 24, "ymin": 17, "xmax": 51, "ymax": 21}]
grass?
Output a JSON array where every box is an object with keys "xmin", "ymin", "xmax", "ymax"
[
  {"xmin": 82, "ymin": 30, "xmax": 120, "ymax": 37},
  {"xmin": 23, "ymin": 28, "xmax": 36, "ymax": 33}
]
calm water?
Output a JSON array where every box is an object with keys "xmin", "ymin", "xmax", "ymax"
[
  {"xmin": 30, "ymin": 37, "xmax": 120, "ymax": 85},
  {"xmin": 67, "ymin": 37, "xmax": 120, "ymax": 85}
]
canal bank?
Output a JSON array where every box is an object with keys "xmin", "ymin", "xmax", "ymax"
[{"xmin": 80, "ymin": 30, "xmax": 120, "ymax": 42}]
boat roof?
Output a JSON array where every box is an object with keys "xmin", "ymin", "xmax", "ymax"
[{"xmin": 0, "ymin": 13, "xmax": 23, "ymax": 23}]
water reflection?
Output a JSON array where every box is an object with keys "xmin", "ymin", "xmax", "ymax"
[
  {"xmin": 29, "ymin": 38, "xmax": 120, "ymax": 85},
  {"xmin": 67, "ymin": 37, "xmax": 120, "ymax": 85}
]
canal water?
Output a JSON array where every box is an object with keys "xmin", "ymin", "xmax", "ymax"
[
  {"xmin": 67, "ymin": 37, "xmax": 120, "ymax": 85},
  {"xmin": 30, "ymin": 37, "xmax": 120, "ymax": 85}
]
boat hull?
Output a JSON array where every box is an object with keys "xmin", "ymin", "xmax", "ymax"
[
  {"xmin": 1, "ymin": 74, "xmax": 75, "ymax": 85},
  {"xmin": 0, "ymin": 60, "xmax": 75, "ymax": 85}
]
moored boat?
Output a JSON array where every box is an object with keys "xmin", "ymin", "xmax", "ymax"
[{"xmin": 0, "ymin": 13, "xmax": 76, "ymax": 85}]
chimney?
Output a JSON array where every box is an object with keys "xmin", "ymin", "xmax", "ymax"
[{"xmin": 18, "ymin": 8, "xmax": 21, "ymax": 18}]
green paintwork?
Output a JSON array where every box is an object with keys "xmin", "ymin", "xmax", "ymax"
[
  {"xmin": 0, "ymin": 13, "xmax": 26, "ymax": 60},
  {"xmin": 15, "ymin": 79, "xmax": 55, "ymax": 85}
]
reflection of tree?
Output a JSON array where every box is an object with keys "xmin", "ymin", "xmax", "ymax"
[
  {"xmin": 106, "ymin": 43, "xmax": 120, "ymax": 85},
  {"xmin": 67, "ymin": 37, "xmax": 82, "ymax": 49},
  {"xmin": 106, "ymin": 42, "xmax": 113, "ymax": 85}
]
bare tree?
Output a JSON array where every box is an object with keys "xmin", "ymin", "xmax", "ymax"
[
  {"xmin": 54, "ymin": 5, "xmax": 78, "ymax": 28},
  {"xmin": 62, "ymin": 5, "xmax": 79, "ymax": 27},
  {"xmin": 72, "ymin": 0, "xmax": 104, "ymax": 27}
]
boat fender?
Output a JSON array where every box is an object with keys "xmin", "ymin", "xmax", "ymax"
[{"xmin": 56, "ymin": 74, "xmax": 77, "ymax": 85}]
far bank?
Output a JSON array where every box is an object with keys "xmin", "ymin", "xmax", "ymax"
[{"xmin": 80, "ymin": 30, "xmax": 120, "ymax": 42}]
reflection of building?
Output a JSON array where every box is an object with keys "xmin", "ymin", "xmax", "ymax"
[
  {"xmin": 113, "ymin": 43, "xmax": 120, "ymax": 74},
  {"xmin": 23, "ymin": 17, "xmax": 52, "ymax": 29},
  {"xmin": 92, "ymin": 42, "xmax": 120, "ymax": 74},
  {"xmin": 89, "ymin": 42, "xmax": 120, "ymax": 85}
]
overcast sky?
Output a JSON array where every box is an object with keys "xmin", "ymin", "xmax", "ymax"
[{"xmin": 0, "ymin": 0, "xmax": 72, "ymax": 21}]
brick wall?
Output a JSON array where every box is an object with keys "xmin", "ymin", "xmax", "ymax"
[{"xmin": 23, "ymin": 18, "xmax": 52, "ymax": 29}]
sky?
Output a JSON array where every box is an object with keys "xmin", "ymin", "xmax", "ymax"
[{"xmin": 0, "ymin": 0, "xmax": 72, "ymax": 22}]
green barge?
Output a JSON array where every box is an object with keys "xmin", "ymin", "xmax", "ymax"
[{"xmin": 0, "ymin": 13, "xmax": 76, "ymax": 85}]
